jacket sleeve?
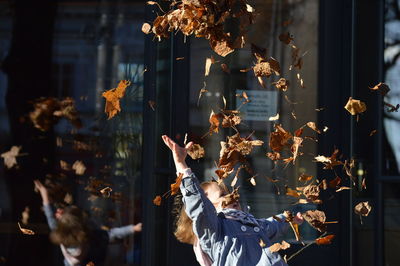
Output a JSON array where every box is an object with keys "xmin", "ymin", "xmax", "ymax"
[
  {"xmin": 180, "ymin": 168, "xmax": 220, "ymax": 255},
  {"xmin": 43, "ymin": 204, "xmax": 57, "ymax": 230},
  {"xmin": 108, "ymin": 225, "xmax": 135, "ymax": 242},
  {"xmin": 260, "ymin": 213, "xmax": 289, "ymax": 241}
]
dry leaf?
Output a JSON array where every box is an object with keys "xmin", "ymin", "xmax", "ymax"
[
  {"xmin": 21, "ymin": 207, "xmax": 30, "ymax": 225},
  {"xmin": 187, "ymin": 144, "xmax": 205, "ymax": 160},
  {"xmin": 298, "ymin": 173, "xmax": 313, "ymax": 182},
  {"xmin": 269, "ymin": 240, "xmax": 291, "ymax": 253},
  {"xmin": 142, "ymin": 23, "xmax": 152, "ymax": 34},
  {"xmin": 306, "ymin": 122, "xmax": 321, "ymax": 134},
  {"xmin": 269, "ymin": 124, "xmax": 292, "ymax": 152},
  {"xmin": 315, "ymin": 234, "xmax": 335, "ymax": 245},
  {"xmin": 148, "ymin": 101, "xmax": 156, "ymax": 111},
  {"xmin": 303, "ymin": 210, "xmax": 327, "ymax": 232},
  {"xmin": 335, "ymin": 186, "xmax": 351, "ymax": 192},
  {"xmin": 369, "ymin": 129, "xmax": 377, "ymax": 136},
  {"xmin": 259, "ymin": 239, "xmax": 266, "ymax": 248},
  {"xmin": 286, "ymin": 187, "xmax": 301, "ymax": 198},
  {"xmin": 384, "ymin": 102, "xmax": 400, "ymax": 112},
  {"xmin": 272, "ymin": 78, "xmax": 289, "ymax": 91},
  {"xmin": 205, "ymin": 57, "xmax": 214, "ymax": 76},
  {"xmin": 344, "ymin": 97, "xmax": 366, "ymax": 115},
  {"xmin": 171, "ymin": 173, "xmax": 183, "ymax": 196},
  {"xmin": 60, "ymin": 160, "xmax": 70, "ymax": 171},
  {"xmin": 102, "ymin": 80, "xmax": 131, "ymax": 119},
  {"xmin": 72, "ymin": 160, "xmax": 86, "ymax": 175},
  {"xmin": 100, "ymin": 187, "xmax": 112, "ymax": 198},
  {"xmin": 370, "ymin": 82, "xmax": 390, "ymax": 96},
  {"xmin": 278, "ymin": 32, "xmax": 293, "ymax": 45},
  {"xmin": 250, "ymin": 176, "xmax": 256, "ymax": 186},
  {"xmin": 222, "ymin": 187, "xmax": 240, "ymax": 208},
  {"xmin": 269, "ymin": 113, "xmax": 279, "ymax": 121},
  {"xmin": 354, "ymin": 201, "xmax": 372, "ymax": 217},
  {"xmin": 1, "ymin": 146, "xmax": 22, "ymax": 169},
  {"xmin": 64, "ymin": 193, "xmax": 73, "ymax": 204},
  {"xmin": 329, "ymin": 176, "xmax": 341, "ymax": 188},
  {"xmin": 18, "ymin": 222, "xmax": 35, "ymax": 235},
  {"xmin": 153, "ymin": 195, "xmax": 162, "ymax": 206}
]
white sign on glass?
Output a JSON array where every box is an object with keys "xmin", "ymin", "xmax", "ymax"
[{"xmin": 235, "ymin": 90, "xmax": 278, "ymax": 121}]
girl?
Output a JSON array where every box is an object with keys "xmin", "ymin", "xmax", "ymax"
[
  {"xmin": 34, "ymin": 180, "xmax": 142, "ymax": 266},
  {"xmin": 162, "ymin": 135, "xmax": 303, "ymax": 266}
]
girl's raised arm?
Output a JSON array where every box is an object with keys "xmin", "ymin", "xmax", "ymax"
[{"xmin": 161, "ymin": 135, "xmax": 220, "ymax": 255}]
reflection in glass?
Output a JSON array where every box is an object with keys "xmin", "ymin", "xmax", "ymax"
[{"xmin": 189, "ymin": 0, "xmax": 318, "ymax": 241}]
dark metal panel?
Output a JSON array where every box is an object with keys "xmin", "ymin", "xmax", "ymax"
[{"xmin": 318, "ymin": 0, "xmax": 354, "ymax": 265}]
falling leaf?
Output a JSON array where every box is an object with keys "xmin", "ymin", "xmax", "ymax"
[
  {"xmin": 246, "ymin": 4, "xmax": 255, "ymax": 12},
  {"xmin": 205, "ymin": 57, "xmax": 215, "ymax": 76},
  {"xmin": 100, "ymin": 187, "xmax": 112, "ymax": 198},
  {"xmin": 315, "ymin": 234, "xmax": 335, "ymax": 245},
  {"xmin": 298, "ymin": 173, "xmax": 313, "ymax": 182},
  {"xmin": 250, "ymin": 176, "xmax": 256, "ymax": 186},
  {"xmin": 323, "ymin": 126, "xmax": 329, "ymax": 132},
  {"xmin": 197, "ymin": 82, "xmax": 208, "ymax": 106},
  {"xmin": 18, "ymin": 222, "xmax": 35, "ymax": 235},
  {"xmin": 336, "ymin": 186, "xmax": 351, "ymax": 192},
  {"xmin": 102, "ymin": 80, "xmax": 131, "ymax": 119},
  {"xmin": 370, "ymin": 82, "xmax": 390, "ymax": 96},
  {"xmin": 72, "ymin": 160, "xmax": 86, "ymax": 175},
  {"xmin": 269, "ymin": 124, "xmax": 292, "ymax": 152},
  {"xmin": 303, "ymin": 210, "xmax": 327, "ymax": 232},
  {"xmin": 269, "ymin": 240, "xmax": 291, "ymax": 253},
  {"xmin": 286, "ymin": 187, "xmax": 301, "ymax": 198},
  {"xmin": 222, "ymin": 187, "xmax": 240, "ymax": 208},
  {"xmin": 148, "ymin": 101, "xmax": 156, "ymax": 111},
  {"xmin": 187, "ymin": 144, "xmax": 205, "ymax": 160},
  {"xmin": 266, "ymin": 152, "xmax": 281, "ymax": 161},
  {"xmin": 60, "ymin": 160, "xmax": 70, "ymax": 171},
  {"xmin": 269, "ymin": 113, "xmax": 279, "ymax": 121},
  {"xmin": 142, "ymin": 23, "xmax": 152, "ymax": 34},
  {"xmin": 86, "ymin": 262, "xmax": 95, "ymax": 266},
  {"xmin": 354, "ymin": 201, "xmax": 372, "ymax": 217},
  {"xmin": 344, "ymin": 97, "xmax": 367, "ymax": 115},
  {"xmin": 278, "ymin": 32, "xmax": 293, "ymax": 45},
  {"xmin": 208, "ymin": 110, "xmax": 223, "ymax": 135},
  {"xmin": 384, "ymin": 102, "xmax": 400, "ymax": 112},
  {"xmin": 272, "ymin": 78, "xmax": 289, "ymax": 91},
  {"xmin": 171, "ymin": 173, "xmax": 183, "ymax": 196},
  {"xmin": 259, "ymin": 239, "xmax": 266, "ymax": 248},
  {"xmin": 21, "ymin": 207, "xmax": 30, "ymax": 225},
  {"xmin": 314, "ymin": 149, "xmax": 343, "ymax": 169},
  {"xmin": 64, "ymin": 193, "xmax": 73, "ymax": 204},
  {"xmin": 30, "ymin": 97, "xmax": 82, "ymax": 131},
  {"xmin": 306, "ymin": 122, "xmax": 321, "ymax": 134},
  {"xmin": 329, "ymin": 176, "xmax": 341, "ymax": 188},
  {"xmin": 302, "ymin": 184, "xmax": 320, "ymax": 202},
  {"xmin": 369, "ymin": 129, "xmax": 377, "ymax": 136},
  {"xmin": 1, "ymin": 146, "xmax": 22, "ymax": 169},
  {"xmin": 221, "ymin": 63, "xmax": 230, "ymax": 73},
  {"xmin": 56, "ymin": 137, "xmax": 63, "ymax": 147},
  {"xmin": 291, "ymin": 136, "xmax": 303, "ymax": 164},
  {"xmin": 176, "ymin": 57, "xmax": 185, "ymax": 60},
  {"xmin": 320, "ymin": 179, "xmax": 328, "ymax": 190},
  {"xmin": 362, "ymin": 178, "xmax": 367, "ymax": 190}
]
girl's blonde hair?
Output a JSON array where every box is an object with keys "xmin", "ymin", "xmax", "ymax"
[
  {"xmin": 172, "ymin": 181, "xmax": 229, "ymax": 244},
  {"xmin": 50, "ymin": 206, "xmax": 91, "ymax": 247}
]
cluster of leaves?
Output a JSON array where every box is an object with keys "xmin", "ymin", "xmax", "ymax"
[
  {"xmin": 29, "ymin": 97, "xmax": 82, "ymax": 131},
  {"xmin": 142, "ymin": 0, "xmax": 255, "ymax": 57}
]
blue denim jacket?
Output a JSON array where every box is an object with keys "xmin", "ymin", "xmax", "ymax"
[{"xmin": 180, "ymin": 170, "xmax": 289, "ymax": 266}]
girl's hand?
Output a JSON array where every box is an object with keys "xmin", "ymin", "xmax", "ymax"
[
  {"xmin": 133, "ymin": 223, "xmax": 142, "ymax": 233},
  {"xmin": 161, "ymin": 135, "xmax": 193, "ymax": 172},
  {"xmin": 33, "ymin": 180, "xmax": 50, "ymax": 205}
]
